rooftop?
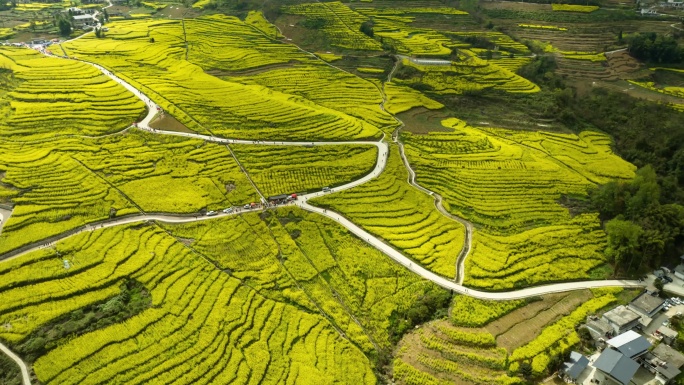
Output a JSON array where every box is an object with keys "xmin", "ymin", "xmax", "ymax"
[
  {"xmin": 657, "ymin": 326, "xmax": 678, "ymax": 338},
  {"xmin": 607, "ymin": 330, "xmax": 651, "ymax": 358},
  {"xmin": 603, "ymin": 306, "xmax": 641, "ymax": 327},
  {"xmin": 593, "ymin": 349, "xmax": 639, "ymax": 385},
  {"xmin": 73, "ymin": 15, "xmax": 94, "ymax": 20},
  {"xmin": 563, "ymin": 351, "xmax": 589, "ymax": 380},
  {"xmin": 653, "ymin": 343, "xmax": 684, "ymax": 368},
  {"xmin": 585, "ymin": 318, "xmax": 613, "ymax": 340},
  {"xmin": 630, "ymin": 293, "xmax": 665, "ymax": 315}
]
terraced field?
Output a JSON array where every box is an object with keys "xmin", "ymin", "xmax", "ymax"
[
  {"xmin": 0, "ymin": 208, "xmax": 443, "ymax": 383},
  {"xmin": 61, "ymin": 16, "xmax": 385, "ymax": 141},
  {"xmin": 384, "ymin": 82, "xmax": 445, "ymax": 115},
  {"xmin": 232, "ymin": 144, "xmax": 378, "ymax": 197},
  {"xmin": 401, "ymin": 119, "xmax": 635, "ymax": 288},
  {"xmin": 393, "ymin": 289, "xmax": 619, "ymax": 383},
  {"xmin": 0, "ymin": 130, "xmax": 257, "ymax": 255},
  {"xmin": 396, "ymin": 55, "xmax": 540, "ymax": 95},
  {"xmin": 283, "ymin": 2, "xmax": 383, "ymax": 51},
  {"xmin": 0, "ymin": 47, "xmax": 146, "ymax": 141},
  {"xmin": 0, "ymin": 139, "xmax": 139, "ymax": 255},
  {"xmin": 221, "ymin": 62, "xmax": 397, "ymax": 135},
  {"xmin": 0, "ymin": 4, "xmax": 655, "ymax": 384},
  {"xmin": 311, "ymin": 144, "xmax": 465, "ymax": 278},
  {"xmin": 1, "ymin": 223, "xmax": 374, "ymax": 384}
]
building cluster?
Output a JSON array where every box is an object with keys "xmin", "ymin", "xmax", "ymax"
[
  {"xmin": 639, "ymin": 0, "xmax": 684, "ymax": 14},
  {"xmin": 561, "ymin": 289, "xmax": 684, "ymax": 385}
]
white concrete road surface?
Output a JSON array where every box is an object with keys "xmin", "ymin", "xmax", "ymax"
[
  {"xmin": 3, "ymin": 49, "xmax": 645, "ymax": 303},
  {"xmin": 0, "ymin": 342, "xmax": 31, "ymax": 385},
  {"xmin": 0, "ymin": 34, "xmax": 648, "ymax": 385}
]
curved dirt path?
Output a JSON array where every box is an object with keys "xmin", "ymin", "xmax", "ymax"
[{"xmin": 0, "ymin": 342, "xmax": 31, "ymax": 385}]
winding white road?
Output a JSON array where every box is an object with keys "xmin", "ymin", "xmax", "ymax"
[
  {"xmin": 1, "ymin": 38, "xmax": 647, "ymax": 385},
  {"xmin": 6, "ymin": 52, "xmax": 646, "ymax": 299},
  {"xmin": 0, "ymin": 342, "xmax": 31, "ymax": 385},
  {"xmin": 3, "ymin": 48, "xmax": 643, "ymax": 301}
]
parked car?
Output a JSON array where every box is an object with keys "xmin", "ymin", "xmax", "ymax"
[
  {"xmin": 223, "ymin": 207, "xmax": 233, "ymax": 214},
  {"xmin": 206, "ymin": 211, "xmax": 217, "ymax": 216},
  {"xmin": 243, "ymin": 204, "xmax": 251, "ymax": 209},
  {"xmin": 322, "ymin": 186, "xmax": 330, "ymax": 192},
  {"xmin": 663, "ymin": 276, "xmax": 674, "ymax": 283}
]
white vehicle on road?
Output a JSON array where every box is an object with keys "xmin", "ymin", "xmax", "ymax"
[
  {"xmin": 206, "ymin": 211, "xmax": 217, "ymax": 216},
  {"xmin": 223, "ymin": 207, "xmax": 233, "ymax": 214}
]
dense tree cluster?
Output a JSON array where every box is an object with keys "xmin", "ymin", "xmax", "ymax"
[
  {"xmin": 590, "ymin": 167, "xmax": 684, "ymax": 273},
  {"xmin": 15, "ymin": 279, "xmax": 151, "ymax": 362},
  {"xmin": 628, "ymin": 33, "xmax": 683, "ymax": 64},
  {"xmin": 512, "ymin": 57, "xmax": 684, "ymax": 275}
]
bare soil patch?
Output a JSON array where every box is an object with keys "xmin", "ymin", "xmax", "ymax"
[
  {"xmin": 486, "ymin": 290, "xmax": 592, "ymax": 352},
  {"xmin": 605, "ymin": 51, "xmax": 649, "ymax": 80},
  {"xmin": 149, "ymin": 114, "xmax": 194, "ymax": 134},
  {"xmin": 396, "ymin": 320, "xmax": 511, "ymax": 385}
]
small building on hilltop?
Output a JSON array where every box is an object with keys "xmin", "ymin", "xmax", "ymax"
[
  {"xmin": 593, "ymin": 348, "xmax": 639, "ymax": 385},
  {"xmin": 629, "ymin": 292, "xmax": 666, "ymax": 318},
  {"xmin": 72, "ymin": 14, "xmax": 96, "ymax": 28},
  {"xmin": 607, "ymin": 330, "xmax": 652, "ymax": 359},
  {"xmin": 603, "ymin": 306, "xmax": 642, "ymax": 335}
]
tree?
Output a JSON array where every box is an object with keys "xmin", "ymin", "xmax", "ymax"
[
  {"xmin": 578, "ymin": 326, "xmax": 592, "ymax": 341},
  {"xmin": 629, "ymin": 33, "xmax": 683, "ymax": 63},
  {"xmin": 360, "ymin": 20, "xmax": 374, "ymax": 38},
  {"xmin": 58, "ymin": 19, "xmax": 71, "ymax": 36},
  {"xmin": 655, "ymin": 277, "xmax": 664, "ymax": 291},
  {"xmin": 590, "ymin": 181, "xmax": 626, "ymax": 220},
  {"xmin": 605, "ymin": 219, "xmax": 643, "ymax": 274},
  {"xmin": 519, "ymin": 362, "xmax": 532, "ymax": 377},
  {"xmin": 626, "ymin": 166, "xmax": 660, "ymax": 218}
]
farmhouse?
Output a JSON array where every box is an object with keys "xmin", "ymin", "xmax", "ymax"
[
  {"xmin": 656, "ymin": 326, "xmax": 678, "ymax": 346},
  {"xmin": 585, "ymin": 317, "xmax": 614, "ymax": 342},
  {"xmin": 602, "ymin": 306, "xmax": 642, "ymax": 335},
  {"xmin": 645, "ymin": 343, "xmax": 684, "ymax": 384},
  {"xmin": 674, "ymin": 264, "xmax": 684, "ymax": 280},
  {"xmin": 629, "ymin": 292, "xmax": 666, "ymax": 318},
  {"xmin": 606, "ymin": 330, "xmax": 651, "ymax": 359},
  {"xmin": 561, "ymin": 351, "xmax": 589, "ymax": 382},
  {"xmin": 663, "ymin": 0, "xmax": 684, "ymax": 8},
  {"xmin": 72, "ymin": 14, "xmax": 96, "ymax": 28},
  {"xmin": 592, "ymin": 348, "xmax": 639, "ymax": 385}
]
